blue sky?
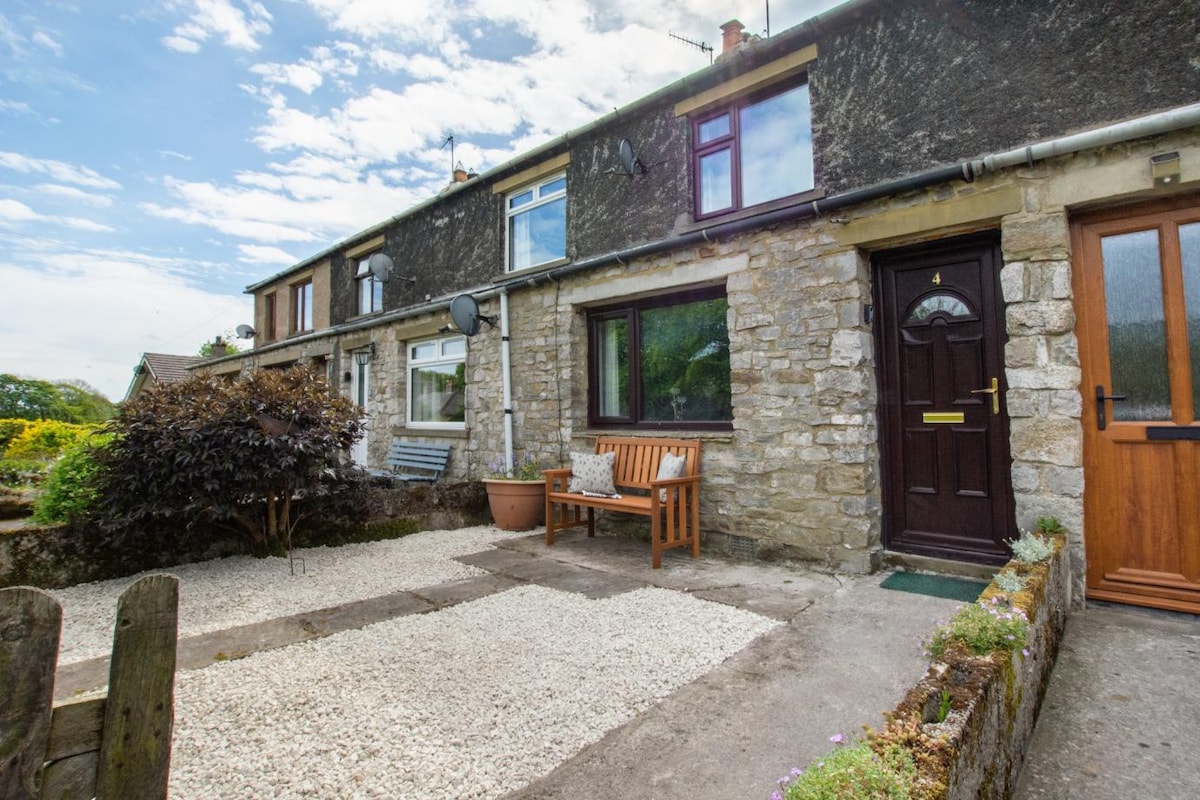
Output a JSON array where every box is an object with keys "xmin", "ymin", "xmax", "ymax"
[{"xmin": 0, "ymin": 0, "xmax": 843, "ymax": 401}]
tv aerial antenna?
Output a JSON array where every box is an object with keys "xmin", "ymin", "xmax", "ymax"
[
  {"xmin": 440, "ymin": 132, "xmax": 456, "ymax": 175},
  {"xmin": 669, "ymin": 32, "xmax": 713, "ymax": 64}
]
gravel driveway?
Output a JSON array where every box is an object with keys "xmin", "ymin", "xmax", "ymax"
[{"xmin": 51, "ymin": 526, "xmax": 781, "ymax": 799}]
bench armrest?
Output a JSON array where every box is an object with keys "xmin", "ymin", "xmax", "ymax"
[
  {"xmin": 543, "ymin": 467, "xmax": 571, "ymax": 492},
  {"xmin": 649, "ymin": 473, "xmax": 701, "ymax": 509}
]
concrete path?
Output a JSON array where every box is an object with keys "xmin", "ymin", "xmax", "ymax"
[
  {"xmin": 1014, "ymin": 603, "xmax": 1200, "ymax": 800},
  {"xmin": 54, "ymin": 530, "xmax": 964, "ymax": 799}
]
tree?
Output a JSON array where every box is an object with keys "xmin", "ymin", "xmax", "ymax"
[
  {"xmin": 0, "ymin": 374, "xmax": 114, "ymax": 423},
  {"xmin": 92, "ymin": 367, "xmax": 366, "ymax": 556},
  {"xmin": 0, "ymin": 374, "xmax": 67, "ymax": 420},
  {"xmin": 53, "ymin": 380, "xmax": 116, "ymax": 423}
]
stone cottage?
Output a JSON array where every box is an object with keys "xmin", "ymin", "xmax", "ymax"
[{"xmin": 200, "ymin": 0, "xmax": 1200, "ymax": 614}]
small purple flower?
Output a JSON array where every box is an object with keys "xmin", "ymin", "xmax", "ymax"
[
  {"xmin": 790, "ymin": 767, "xmax": 803, "ymax": 777},
  {"xmin": 829, "ymin": 733, "xmax": 845, "ymax": 745},
  {"xmin": 771, "ymin": 792, "xmax": 783, "ymax": 800},
  {"xmin": 1022, "ymin": 648, "xmax": 1031, "ymax": 657}
]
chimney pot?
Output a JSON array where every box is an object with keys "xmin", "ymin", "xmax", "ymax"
[
  {"xmin": 453, "ymin": 167, "xmax": 468, "ymax": 183},
  {"xmin": 720, "ymin": 19, "xmax": 746, "ymax": 54}
]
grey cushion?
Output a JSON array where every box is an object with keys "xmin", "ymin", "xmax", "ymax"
[
  {"xmin": 656, "ymin": 452, "xmax": 687, "ymax": 501},
  {"xmin": 568, "ymin": 451, "xmax": 617, "ymax": 494}
]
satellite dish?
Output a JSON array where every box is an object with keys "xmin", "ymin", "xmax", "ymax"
[
  {"xmin": 449, "ymin": 294, "xmax": 498, "ymax": 337},
  {"xmin": 617, "ymin": 138, "xmax": 646, "ymax": 176},
  {"xmin": 235, "ymin": 324, "xmax": 257, "ymax": 340},
  {"xmin": 450, "ymin": 294, "xmax": 483, "ymax": 336},
  {"xmin": 367, "ymin": 252, "xmax": 395, "ymax": 282}
]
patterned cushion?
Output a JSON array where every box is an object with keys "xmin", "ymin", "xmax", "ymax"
[
  {"xmin": 568, "ymin": 451, "xmax": 617, "ymax": 494},
  {"xmin": 656, "ymin": 452, "xmax": 687, "ymax": 502}
]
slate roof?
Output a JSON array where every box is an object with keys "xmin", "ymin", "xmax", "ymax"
[{"xmin": 142, "ymin": 353, "xmax": 201, "ymax": 384}]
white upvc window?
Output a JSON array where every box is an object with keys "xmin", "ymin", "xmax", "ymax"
[
  {"xmin": 505, "ymin": 173, "xmax": 567, "ymax": 272},
  {"xmin": 355, "ymin": 257, "xmax": 383, "ymax": 315},
  {"xmin": 408, "ymin": 335, "xmax": 467, "ymax": 428}
]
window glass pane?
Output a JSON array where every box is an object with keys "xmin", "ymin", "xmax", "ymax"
[
  {"xmin": 357, "ymin": 277, "xmax": 372, "ymax": 314},
  {"xmin": 509, "ymin": 196, "xmax": 566, "ymax": 270},
  {"xmin": 739, "ymin": 84, "xmax": 813, "ymax": 207},
  {"xmin": 596, "ymin": 317, "xmax": 629, "ymax": 417},
  {"xmin": 905, "ymin": 292, "xmax": 975, "ymax": 325},
  {"xmin": 410, "ymin": 362, "xmax": 465, "ymax": 423},
  {"xmin": 698, "ymin": 114, "xmax": 730, "ymax": 144},
  {"xmin": 1180, "ymin": 222, "xmax": 1200, "ymax": 420},
  {"xmin": 508, "ymin": 190, "xmax": 533, "ymax": 209},
  {"xmin": 1101, "ymin": 229, "xmax": 1171, "ymax": 421},
  {"xmin": 699, "ymin": 149, "xmax": 732, "ymax": 215},
  {"xmin": 442, "ymin": 337, "xmax": 466, "ymax": 357},
  {"xmin": 356, "ymin": 258, "xmax": 370, "ymax": 277},
  {"xmin": 639, "ymin": 298, "xmax": 731, "ymax": 421},
  {"xmin": 411, "ymin": 342, "xmax": 436, "ymax": 360},
  {"xmin": 541, "ymin": 176, "xmax": 566, "ymax": 195},
  {"xmin": 372, "ymin": 276, "xmax": 383, "ymax": 311}
]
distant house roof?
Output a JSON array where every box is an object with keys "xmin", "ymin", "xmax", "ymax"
[{"xmin": 124, "ymin": 352, "xmax": 202, "ymax": 401}]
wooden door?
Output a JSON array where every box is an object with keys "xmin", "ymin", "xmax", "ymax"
[
  {"xmin": 875, "ymin": 233, "xmax": 1015, "ymax": 564},
  {"xmin": 1073, "ymin": 196, "xmax": 1200, "ymax": 614}
]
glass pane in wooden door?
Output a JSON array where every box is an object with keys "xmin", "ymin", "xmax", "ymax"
[
  {"xmin": 1100, "ymin": 229, "xmax": 1170, "ymax": 421},
  {"xmin": 1181, "ymin": 221, "xmax": 1200, "ymax": 420}
]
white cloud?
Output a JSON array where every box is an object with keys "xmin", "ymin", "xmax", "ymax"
[
  {"xmin": 31, "ymin": 30, "xmax": 63, "ymax": 57},
  {"xmin": 164, "ymin": 0, "xmax": 273, "ymax": 53},
  {"xmin": 238, "ymin": 244, "xmax": 297, "ymax": 264},
  {"xmin": 33, "ymin": 183, "xmax": 116, "ymax": 207},
  {"xmin": 0, "ymin": 151, "xmax": 121, "ymax": 190},
  {"xmin": 0, "ymin": 198, "xmax": 38, "ymax": 222},
  {"xmin": 0, "ymin": 99, "xmax": 34, "ymax": 116},
  {"xmin": 0, "ymin": 241, "xmax": 251, "ymax": 401}
]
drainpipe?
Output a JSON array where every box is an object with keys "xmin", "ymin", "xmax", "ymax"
[{"xmin": 499, "ymin": 289, "xmax": 515, "ymax": 475}]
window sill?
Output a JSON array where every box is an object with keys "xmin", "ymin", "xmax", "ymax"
[
  {"xmin": 503, "ymin": 256, "xmax": 570, "ymax": 278},
  {"xmin": 398, "ymin": 425, "xmax": 468, "ymax": 439},
  {"xmin": 681, "ymin": 188, "xmax": 826, "ymax": 233}
]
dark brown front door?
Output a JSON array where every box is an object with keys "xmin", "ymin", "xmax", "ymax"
[
  {"xmin": 875, "ymin": 233, "xmax": 1015, "ymax": 564},
  {"xmin": 1073, "ymin": 196, "xmax": 1200, "ymax": 614}
]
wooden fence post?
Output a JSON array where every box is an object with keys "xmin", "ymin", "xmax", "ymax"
[
  {"xmin": 0, "ymin": 587, "xmax": 62, "ymax": 800},
  {"xmin": 95, "ymin": 574, "xmax": 179, "ymax": 800}
]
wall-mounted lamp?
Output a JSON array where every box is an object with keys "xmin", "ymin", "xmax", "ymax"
[
  {"xmin": 1150, "ymin": 151, "xmax": 1181, "ymax": 187},
  {"xmin": 354, "ymin": 342, "xmax": 376, "ymax": 367}
]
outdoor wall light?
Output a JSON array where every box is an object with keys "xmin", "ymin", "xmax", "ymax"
[{"xmin": 354, "ymin": 342, "xmax": 376, "ymax": 366}]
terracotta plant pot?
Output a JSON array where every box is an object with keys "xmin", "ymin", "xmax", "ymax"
[{"xmin": 483, "ymin": 479, "xmax": 546, "ymax": 531}]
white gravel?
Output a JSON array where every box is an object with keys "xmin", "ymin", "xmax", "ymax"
[
  {"xmin": 168, "ymin": 584, "xmax": 780, "ymax": 799},
  {"xmin": 51, "ymin": 525, "xmax": 782, "ymax": 797},
  {"xmin": 50, "ymin": 525, "xmax": 527, "ymax": 664}
]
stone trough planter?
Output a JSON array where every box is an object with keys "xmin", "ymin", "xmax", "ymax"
[
  {"xmin": 786, "ymin": 534, "xmax": 1070, "ymax": 799},
  {"xmin": 891, "ymin": 536, "xmax": 1069, "ymax": 798}
]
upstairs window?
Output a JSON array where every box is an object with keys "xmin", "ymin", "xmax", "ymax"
[
  {"xmin": 693, "ymin": 82, "xmax": 813, "ymax": 218},
  {"xmin": 408, "ymin": 335, "xmax": 466, "ymax": 428},
  {"xmin": 506, "ymin": 173, "xmax": 566, "ymax": 272},
  {"xmin": 588, "ymin": 286, "xmax": 732, "ymax": 430},
  {"xmin": 355, "ymin": 257, "xmax": 384, "ymax": 316},
  {"xmin": 291, "ymin": 280, "xmax": 313, "ymax": 333}
]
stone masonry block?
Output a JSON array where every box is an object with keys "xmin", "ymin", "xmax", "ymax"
[
  {"xmin": 1002, "ymin": 212, "xmax": 1069, "ymax": 260},
  {"xmin": 1007, "ymin": 300, "xmax": 1075, "ymax": 335},
  {"xmin": 1010, "ymin": 417, "xmax": 1082, "ymax": 467}
]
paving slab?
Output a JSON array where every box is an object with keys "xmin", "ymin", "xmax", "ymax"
[
  {"xmin": 503, "ymin": 573, "xmax": 962, "ymax": 800},
  {"xmin": 499, "ymin": 532, "xmax": 840, "ymax": 620},
  {"xmin": 459, "ymin": 545, "xmax": 647, "ymax": 599},
  {"xmin": 1014, "ymin": 603, "xmax": 1200, "ymax": 800}
]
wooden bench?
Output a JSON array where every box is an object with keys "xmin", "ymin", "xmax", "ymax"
[
  {"xmin": 544, "ymin": 436, "xmax": 701, "ymax": 568},
  {"xmin": 367, "ymin": 440, "xmax": 452, "ymax": 484}
]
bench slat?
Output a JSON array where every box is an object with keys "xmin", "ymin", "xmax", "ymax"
[{"xmin": 371, "ymin": 440, "xmax": 452, "ymax": 483}]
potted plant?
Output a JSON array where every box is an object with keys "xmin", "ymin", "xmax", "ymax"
[{"xmin": 482, "ymin": 453, "xmax": 545, "ymax": 531}]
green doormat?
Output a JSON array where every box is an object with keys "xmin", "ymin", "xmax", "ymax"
[{"xmin": 880, "ymin": 572, "xmax": 987, "ymax": 602}]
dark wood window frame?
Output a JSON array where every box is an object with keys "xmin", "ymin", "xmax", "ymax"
[
  {"xmin": 263, "ymin": 292, "xmax": 277, "ymax": 342},
  {"xmin": 587, "ymin": 285, "xmax": 733, "ymax": 431},
  {"xmin": 691, "ymin": 78, "xmax": 815, "ymax": 221}
]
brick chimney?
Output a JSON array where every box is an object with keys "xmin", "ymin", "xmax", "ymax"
[
  {"xmin": 720, "ymin": 19, "xmax": 746, "ymax": 55},
  {"xmin": 210, "ymin": 336, "xmax": 228, "ymax": 358}
]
